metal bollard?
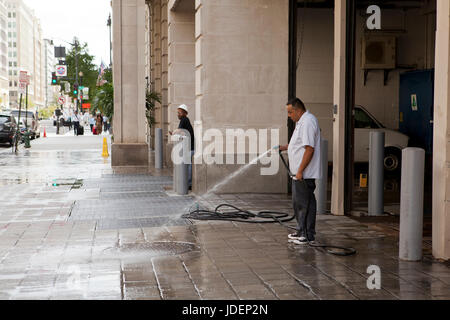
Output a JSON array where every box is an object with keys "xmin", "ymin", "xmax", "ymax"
[
  {"xmin": 315, "ymin": 139, "xmax": 328, "ymax": 214},
  {"xmin": 399, "ymin": 148, "xmax": 425, "ymax": 261},
  {"xmin": 368, "ymin": 131, "xmax": 385, "ymax": 216},
  {"xmin": 155, "ymin": 128, "xmax": 163, "ymax": 169}
]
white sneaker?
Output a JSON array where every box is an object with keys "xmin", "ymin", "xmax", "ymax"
[
  {"xmin": 288, "ymin": 237, "xmax": 308, "ymax": 244},
  {"xmin": 288, "ymin": 232, "xmax": 304, "ymax": 240}
]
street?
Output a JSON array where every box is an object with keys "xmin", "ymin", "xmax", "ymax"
[{"xmin": 0, "ymin": 129, "xmax": 448, "ymax": 300}]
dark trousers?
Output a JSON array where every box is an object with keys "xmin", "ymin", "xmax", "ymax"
[
  {"xmin": 292, "ymin": 179, "xmax": 317, "ymax": 241},
  {"xmin": 90, "ymin": 124, "xmax": 94, "ymax": 132},
  {"xmin": 73, "ymin": 122, "xmax": 80, "ymax": 136}
]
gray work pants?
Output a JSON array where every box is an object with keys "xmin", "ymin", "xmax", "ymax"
[{"xmin": 292, "ymin": 179, "xmax": 317, "ymax": 241}]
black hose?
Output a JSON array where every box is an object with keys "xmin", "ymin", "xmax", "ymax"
[
  {"xmin": 183, "ymin": 203, "xmax": 356, "ymax": 256},
  {"xmin": 183, "ymin": 149, "xmax": 356, "ymax": 256}
]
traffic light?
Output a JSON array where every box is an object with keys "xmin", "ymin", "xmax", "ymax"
[
  {"xmin": 51, "ymin": 72, "xmax": 57, "ymax": 85},
  {"xmin": 73, "ymin": 83, "xmax": 79, "ymax": 95}
]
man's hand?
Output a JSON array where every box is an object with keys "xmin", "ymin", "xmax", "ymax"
[
  {"xmin": 295, "ymin": 171, "xmax": 303, "ymax": 181},
  {"xmin": 169, "ymin": 131, "xmax": 173, "ymax": 135},
  {"xmin": 279, "ymin": 145, "xmax": 289, "ymax": 152}
]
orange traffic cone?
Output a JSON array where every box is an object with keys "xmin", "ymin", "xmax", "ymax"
[{"xmin": 43, "ymin": 127, "xmax": 47, "ymax": 138}]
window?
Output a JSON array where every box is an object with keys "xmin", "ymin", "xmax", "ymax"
[
  {"xmin": 13, "ymin": 13, "xmax": 15, "ymax": 18},
  {"xmin": 14, "ymin": 81, "xmax": 17, "ymax": 87},
  {"xmin": 8, "ymin": 62, "xmax": 12, "ymax": 67},
  {"xmin": 13, "ymin": 70, "xmax": 16, "ymax": 76},
  {"xmin": 7, "ymin": 12, "xmax": 10, "ymax": 18},
  {"xmin": 13, "ymin": 42, "xmax": 16, "ymax": 47},
  {"xmin": 354, "ymin": 108, "xmax": 380, "ymax": 129},
  {"xmin": 9, "ymin": 81, "xmax": 11, "ymax": 87}
]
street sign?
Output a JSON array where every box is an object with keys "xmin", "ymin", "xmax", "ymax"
[
  {"xmin": 19, "ymin": 71, "xmax": 27, "ymax": 83},
  {"xmin": 18, "ymin": 82, "xmax": 26, "ymax": 95},
  {"xmin": 54, "ymin": 47, "xmax": 66, "ymax": 58},
  {"xmin": 82, "ymin": 103, "xmax": 91, "ymax": 109},
  {"xmin": 58, "ymin": 96, "xmax": 66, "ymax": 105},
  {"xmin": 56, "ymin": 65, "xmax": 67, "ymax": 77}
]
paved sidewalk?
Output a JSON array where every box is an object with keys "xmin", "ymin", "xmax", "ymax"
[{"xmin": 0, "ymin": 135, "xmax": 449, "ymax": 300}]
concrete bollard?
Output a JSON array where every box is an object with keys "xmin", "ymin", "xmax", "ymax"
[
  {"xmin": 155, "ymin": 128, "xmax": 163, "ymax": 169},
  {"xmin": 315, "ymin": 139, "xmax": 328, "ymax": 214},
  {"xmin": 175, "ymin": 136, "xmax": 190, "ymax": 195},
  {"xmin": 171, "ymin": 135, "xmax": 189, "ymax": 195},
  {"xmin": 368, "ymin": 131, "xmax": 385, "ymax": 216},
  {"xmin": 399, "ymin": 148, "xmax": 425, "ymax": 261}
]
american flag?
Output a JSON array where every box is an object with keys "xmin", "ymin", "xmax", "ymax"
[{"xmin": 96, "ymin": 61, "xmax": 107, "ymax": 86}]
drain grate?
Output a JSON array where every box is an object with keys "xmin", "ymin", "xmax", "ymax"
[{"xmin": 104, "ymin": 241, "xmax": 199, "ymax": 257}]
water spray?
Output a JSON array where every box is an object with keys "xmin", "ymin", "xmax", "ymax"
[{"xmin": 182, "ymin": 146, "xmax": 356, "ymax": 256}]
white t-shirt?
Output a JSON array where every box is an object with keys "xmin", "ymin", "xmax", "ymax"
[{"xmin": 288, "ymin": 111, "xmax": 322, "ymax": 180}]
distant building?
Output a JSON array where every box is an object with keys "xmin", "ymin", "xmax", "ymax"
[
  {"xmin": 6, "ymin": 0, "xmax": 45, "ymax": 110},
  {"xmin": 44, "ymin": 39, "xmax": 56, "ymax": 108},
  {"xmin": 0, "ymin": 0, "xmax": 8, "ymax": 109}
]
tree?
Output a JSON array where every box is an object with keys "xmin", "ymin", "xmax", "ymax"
[
  {"xmin": 65, "ymin": 38, "xmax": 98, "ymax": 104},
  {"xmin": 146, "ymin": 90, "xmax": 161, "ymax": 130},
  {"xmin": 92, "ymin": 82, "xmax": 114, "ymax": 120},
  {"xmin": 92, "ymin": 68, "xmax": 113, "ymax": 117}
]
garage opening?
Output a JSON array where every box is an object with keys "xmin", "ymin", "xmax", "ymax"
[{"xmin": 293, "ymin": 0, "xmax": 436, "ymax": 243}]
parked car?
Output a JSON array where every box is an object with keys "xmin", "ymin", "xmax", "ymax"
[
  {"xmin": 318, "ymin": 105, "xmax": 409, "ymax": 175},
  {"xmin": 9, "ymin": 110, "xmax": 40, "ymax": 139},
  {"xmin": 0, "ymin": 113, "xmax": 18, "ymax": 146}
]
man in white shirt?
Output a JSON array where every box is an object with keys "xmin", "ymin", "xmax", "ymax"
[{"xmin": 279, "ymin": 98, "xmax": 322, "ymax": 244}]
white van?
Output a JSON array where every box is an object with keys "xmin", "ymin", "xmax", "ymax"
[{"xmin": 316, "ymin": 105, "xmax": 409, "ymax": 174}]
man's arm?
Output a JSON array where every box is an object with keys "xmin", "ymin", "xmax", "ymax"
[{"xmin": 296, "ymin": 146, "xmax": 314, "ymax": 181}]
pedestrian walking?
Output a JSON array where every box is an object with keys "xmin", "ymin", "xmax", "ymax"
[
  {"xmin": 103, "ymin": 115, "xmax": 109, "ymax": 133},
  {"xmin": 169, "ymin": 104, "xmax": 195, "ymax": 190},
  {"xmin": 72, "ymin": 111, "xmax": 81, "ymax": 136},
  {"xmin": 89, "ymin": 114, "xmax": 95, "ymax": 133},
  {"xmin": 279, "ymin": 98, "xmax": 322, "ymax": 245},
  {"xmin": 82, "ymin": 112, "xmax": 89, "ymax": 128},
  {"xmin": 96, "ymin": 113, "xmax": 103, "ymax": 135}
]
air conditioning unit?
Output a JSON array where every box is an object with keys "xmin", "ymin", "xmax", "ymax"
[{"xmin": 362, "ymin": 35, "xmax": 396, "ymax": 69}]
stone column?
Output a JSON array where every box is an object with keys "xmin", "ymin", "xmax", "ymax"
[
  {"xmin": 433, "ymin": 0, "xmax": 450, "ymax": 260},
  {"xmin": 168, "ymin": 0, "xmax": 195, "ymax": 132},
  {"xmin": 193, "ymin": 0, "xmax": 289, "ymax": 194},
  {"xmin": 331, "ymin": 0, "xmax": 346, "ymax": 216},
  {"xmin": 161, "ymin": 1, "xmax": 170, "ymax": 166},
  {"xmin": 112, "ymin": 0, "xmax": 148, "ymax": 167}
]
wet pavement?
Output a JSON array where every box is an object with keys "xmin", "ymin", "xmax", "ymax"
[{"xmin": 0, "ymin": 130, "xmax": 449, "ymax": 300}]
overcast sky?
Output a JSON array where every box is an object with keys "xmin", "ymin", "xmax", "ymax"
[{"xmin": 24, "ymin": 0, "xmax": 112, "ymax": 67}]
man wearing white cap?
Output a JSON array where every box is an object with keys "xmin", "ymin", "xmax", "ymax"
[{"xmin": 169, "ymin": 104, "xmax": 195, "ymax": 189}]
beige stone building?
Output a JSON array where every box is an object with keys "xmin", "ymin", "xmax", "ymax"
[
  {"xmin": 6, "ymin": 0, "xmax": 45, "ymax": 110},
  {"xmin": 111, "ymin": 0, "xmax": 450, "ymax": 260},
  {"xmin": 0, "ymin": 0, "xmax": 8, "ymax": 109}
]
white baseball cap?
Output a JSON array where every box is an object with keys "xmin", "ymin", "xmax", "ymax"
[{"xmin": 177, "ymin": 104, "xmax": 189, "ymax": 114}]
